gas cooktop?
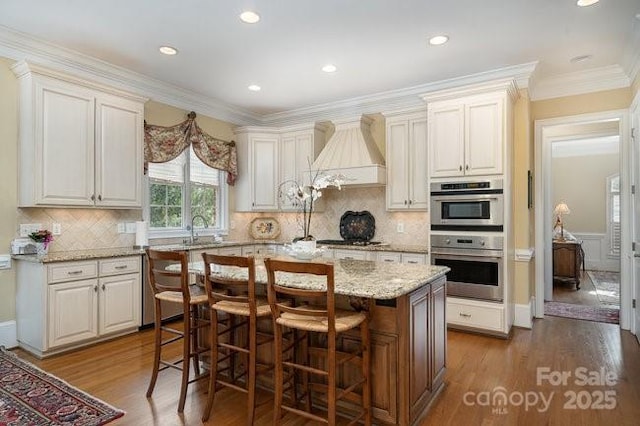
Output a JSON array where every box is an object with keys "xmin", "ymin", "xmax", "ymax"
[{"xmin": 316, "ymin": 239, "xmax": 383, "ymax": 246}]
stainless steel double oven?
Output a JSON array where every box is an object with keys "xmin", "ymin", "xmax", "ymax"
[{"xmin": 430, "ymin": 178, "xmax": 504, "ymax": 302}]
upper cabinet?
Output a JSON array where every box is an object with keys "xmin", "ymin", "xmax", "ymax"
[
  {"xmin": 234, "ymin": 124, "xmax": 326, "ymax": 212},
  {"xmin": 425, "ymin": 82, "xmax": 516, "ymax": 179},
  {"xmin": 234, "ymin": 129, "xmax": 280, "ymax": 211},
  {"xmin": 12, "ymin": 62, "xmax": 146, "ymax": 208},
  {"xmin": 385, "ymin": 110, "xmax": 428, "ymax": 210}
]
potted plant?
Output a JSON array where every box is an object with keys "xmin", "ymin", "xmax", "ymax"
[{"xmin": 29, "ymin": 229, "xmax": 53, "ymax": 256}]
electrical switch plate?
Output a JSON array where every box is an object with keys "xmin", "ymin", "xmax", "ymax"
[
  {"xmin": 117, "ymin": 223, "xmax": 125, "ymax": 234},
  {"xmin": 52, "ymin": 223, "xmax": 62, "ymax": 235},
  {"xmin": 0, "ymin": 255, "xmax": 10, "ymax": 270},
  {"xmin": 125, "ymin": 222, "xmax": 137, "ymax": 233},
  {"xmin": 19, "ymin": 223, "xmax": 42, "ymax": 237},
  {"xmin": 397, "ymin": 222, "xmax": 405, "ymax": 233}
]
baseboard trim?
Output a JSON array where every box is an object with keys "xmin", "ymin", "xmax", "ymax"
[
  {"xmin": 0, "ymin": 320, "xmax": 17, "ymax": 349},
  {"xmin": 513, "ymin": 300, "xmax": 534, "ymax": 329}
]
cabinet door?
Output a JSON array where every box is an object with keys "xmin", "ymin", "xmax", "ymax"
[
  {"xmin": 250, "ymin": 136, "xmax": 279, "ymax": 210},
  {"xmin": 279, "ymin": 134, "xmax": 298, "ymax": 210},
  {"xmin": 35, "ymin": 78, "xmax": 95, "ymax": 206},
  {"xmin": 48, "ymin": 279, "xmax": 99, "ymax": 348},
  {"xmin": 99, "ymin": 273, "xmax": 141, "ymax": 335},
  {"xmin": 402, "ymin": 253, "xmax": 427, "ymax": 265},
  {"xmin": 465, "ymin": 97, "xmax": 503, "ymax": 175},
  {"xmin": 408, "ymin": 118, "xmax": 428, "ymax": 209},
  {"xmin": 386, "ymin": 120, "xmax": 410, "ymax": 209},
  {"xmin": 95, "ymin": 95, "xmax": 144, "ymax": 207},
  {"xmin": 377, "ymin": 251, "xmax": 402, "ymax": 263},
  {"xmin": 431, "ymin": 278, "xmax": 446, "ymax": 390},
  {"xmin": 428, "ymin": 104, "xmax": 465, "ymax": 178},
  {"xmin": 408, "ymin": 285, "xmax": 432, "ymax": 419},
  {"xmin": 218, "ymin": 246, "xmax": 242, "ymax": 256},
  {"xmin": 334, "ymin": 249, "xmax": 368, "ymax": 260}
]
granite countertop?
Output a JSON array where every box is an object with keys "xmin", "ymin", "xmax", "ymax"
[
  {"xmin": 174, "ymin": 258, "xmax": 448, "ymax": 300},
  {"xmin": 12, "ymin": 240, "xmax": 428, "ymax": 264}
]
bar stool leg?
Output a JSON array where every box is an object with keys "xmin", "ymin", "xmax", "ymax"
[
  {"xmin": 202, "ymin": 308, "xmax": 219, "ymax": 422},
  {"xmin": 247, "ymin": 316, "xmax": 257, "ymax": 425},
  {"xmin": 361, "ymin": 319, "xmax": 372, "ymax": 425},
  {"xmin": 192, "ymin": 305, "xmax": 201, "ymax": 377},
  {"xmin": 273, "ymin": 322, "xmax": 284, "ymax": 425},
  {"xmin": 146, "ymin": 298, "xmax": 162, "ymax": 398},
  {"xmin": 178, "ymin": 304, "xmax": 191, "ymax": 413},
  {"xmin": 327, "ymin": 331, "xmax": 337, "ymax": 426},
  {"xmin": 300, "ymin": 331, "xmax": 311, "ymax": 412}
]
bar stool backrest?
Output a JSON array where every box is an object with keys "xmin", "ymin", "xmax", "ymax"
[
  {"xmin": 146, "ymin": 249, "xmax": 191, "ymax": 305},
  {"xmin": 264, "ymin": 258, "xmax": 336, "ymax": 334},
  {"xmin": 202, "ymin": 253, "xmax": 257, "ymax": 311}
]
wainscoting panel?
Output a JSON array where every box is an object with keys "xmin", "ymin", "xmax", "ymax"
[{"xmin": 572, "ymin": 233, "xmax": 620, "ymax": 272}]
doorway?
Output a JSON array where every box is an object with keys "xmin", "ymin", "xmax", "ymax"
[
  {"xmin": 546, "ymin": 123, "xmax": 620, "ymax": 323},
  {"xmin": 534, "ymin": 110, "xmax": 631, "ymax": 330}
]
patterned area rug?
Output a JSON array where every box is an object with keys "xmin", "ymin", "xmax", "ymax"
[
  {"xmin": 0, "ymin": 346, "xmax": 124, "ymax": 425},
  {"xmin": 587, "ymin": 270, "xmax": 620, "ymax": 307},
  {"xmin": 545, "ymin": 301, "xmax": 619, "ymax": 324}
]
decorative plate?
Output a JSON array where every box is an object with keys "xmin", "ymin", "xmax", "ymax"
[
  {"xmin": 339, "ymin": 210, "xmax": 375, "ymax": 242},
  {"xmin": 249, "ymin": 217, "xmax": 281, "ymax": 240}
]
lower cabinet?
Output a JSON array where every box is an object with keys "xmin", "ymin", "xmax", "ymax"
[
  {"xmin": 16, "ymin": 256, "xmax": 141, "ymax": 358},
  {"xmin": 446, "ymin": 296, "xmax": 505, "ymax": 335}
]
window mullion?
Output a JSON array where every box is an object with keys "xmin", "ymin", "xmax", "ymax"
[{"xmin": 184, "ymin": 149, "xmax": 191, "ymax": 228}]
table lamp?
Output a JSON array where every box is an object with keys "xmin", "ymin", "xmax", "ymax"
[{"xmin": 554, "ymin": 202, "xmax": 571, "ymax": 240}]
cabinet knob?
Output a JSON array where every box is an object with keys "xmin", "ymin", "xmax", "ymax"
[
  {"xmin": 91, "ymin": 194, "xmax": 95, "ymax": 201},
  {"xmin": 409, "ymin": 200, "xmax": 412, "ymax": 205},
  {"xmin": 102, "ymin": 284, "xmax": 105, "ymax": 291},
  {"xmin": 98, "ymin": 195, "xmax": 102, "ymax": 201},
  {"xmin": 465, "ymin": 165, "xmax": 469, "ymax": 171},
  {"xmin": 459, "ymin": 165, "xmax": 462, "ymax": 171},
  {"xmin": 404, "ymin": 200, "xmax": 407, "ymax": 205},
  {"xmin": 94, "ymin": 285, "xmax": 98, "ymax": 292},
  {"xmin": 459, "ymin": 312, "xmax": 471, "ymax": 318}
]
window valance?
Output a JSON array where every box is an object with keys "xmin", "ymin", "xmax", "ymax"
[{"xmin": 144, "ymin": 111, "xmax": 237, "ymax": 185}]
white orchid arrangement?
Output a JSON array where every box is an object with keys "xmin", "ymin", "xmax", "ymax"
[{"xmin": 279, "ymin": 169, "xmax": 345, "ymax": 241}]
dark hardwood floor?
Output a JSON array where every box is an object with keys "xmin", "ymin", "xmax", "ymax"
[{"xmin": 14, "ymin": 316, "xmax": 640, "ymax": 425}]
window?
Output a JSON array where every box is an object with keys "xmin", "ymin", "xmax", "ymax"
[
  {"xmin": 147, "ymin": 145, "xmax": 227, "ymax": 235},
  {"xmin": 607, "ymin": 174, "xmax": 620, "ymax": 257}
]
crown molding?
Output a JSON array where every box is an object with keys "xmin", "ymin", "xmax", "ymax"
[
  {"xmin": 420, "ymin": 78, "xmax": 519, "ymax": 104},
  {"xmin": 259, "ymin": 62, "xmax": 537, "ymax": 127},
  {"xmin": 529, "ymin": 65, "xmax": 631, "ymax": 101},
  {"xmin": 0, "ymin": 25, "xmax": 262, "ymax": 125}
]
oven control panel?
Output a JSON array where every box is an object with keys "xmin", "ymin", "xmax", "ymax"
[{"xmin": 431, "ymin": 235, "xmax": 503, "ymax": 251}]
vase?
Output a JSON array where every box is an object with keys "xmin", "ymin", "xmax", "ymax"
[
  {"xmin": 294, "ymin": 239, "xmax": 317, "ymax": 252},
  {"xmin": 36, "ymin": 242, "xmax": 48, "ymax": 256}
]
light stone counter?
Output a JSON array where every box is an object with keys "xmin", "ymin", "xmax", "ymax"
[
  {"xmin": 174, "ymin": 257, "xmax": 448, "ymax": 300},
  {"xmin": 12, "ymin": 240, "xmax": 427, "ymax": 264}
]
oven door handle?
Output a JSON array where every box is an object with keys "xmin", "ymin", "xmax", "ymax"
[
  {"xmin": 432, "ymin": 195, "xmax": 501, "ymax": 202},
  {"xmin": 431, "ymin": 252, "xmax": 503, "ymax": 261}
]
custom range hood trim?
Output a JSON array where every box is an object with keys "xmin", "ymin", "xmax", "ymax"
[{"xmin": 310, "ymin": 115, "xmax": 386, "ymax": 187}]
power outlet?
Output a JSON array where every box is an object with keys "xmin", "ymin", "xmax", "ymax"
[
  {"xmin": 52, "ymin": 223, "xmax": 62, "ymax": 235},
  {"xmin": 19, "ymin": 223, "xmax": 42, "ymax": 237},
  {"xmin": 397, "ymin": 222, "xmax": 405, "ymax": 233},
  {"xmin": 125, "ymin": 222, "xmax": 137, "ymax": 234}
]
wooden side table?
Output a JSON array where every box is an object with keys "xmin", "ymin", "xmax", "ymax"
[{"xmin": 552, "ymin": 239, "xmax": 584, "ymax": 290}]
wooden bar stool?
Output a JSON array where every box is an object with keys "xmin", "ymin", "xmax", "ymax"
[
  {"xmin": 145, "ymin": 249, "xmax": 209, "ymax": 412},
  {"xmin": 201, "ymin": 253, "xmax": 274, "ymax": 424},
  {"xmin": 264, "ymin": 258, "xmax": 372, "ymax": 426}
]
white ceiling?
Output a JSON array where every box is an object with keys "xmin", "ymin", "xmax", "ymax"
[{"xmin": 0, "ymin": 0, "xmax": 639, "ymax": 117}]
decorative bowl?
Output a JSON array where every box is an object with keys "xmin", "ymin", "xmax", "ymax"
[{"xmin": 282, "ymin": 243, "xmax": 325, "ymax": 260}]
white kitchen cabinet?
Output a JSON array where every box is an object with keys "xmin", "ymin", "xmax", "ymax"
[
  {"xmin": 334, "ymin": 249, "xmax": 371, "ymax": 261},
  {"xmin": 374, "ymin": 251, "xmax": 428, "ymax": 264},
  {"xmin": 385, "ymin": 111, "xmax": 428, "ymax": 210},
  {"xmin": 279, "ymin": 124, "xmax": 327, "ymax": 211},
  {"xmin": 376, "ymin": 251, "xmax": 403, "ymax": 263},
  {"xmin": 234, "ymin": 129, "xmax": 280, "ymax": 211},
  {"xmin": 16, "ymin": 255, "xmax": 141, "ymax": 357},
  {"xmin": 426, "ymin": 86, "xmax": 515, "ymax": 178},
  {"xmin": 401, "ymin": 253, "xmax": 428, "ymax": 265},
  {"xmin": 12, "ymin": 62, "xmax": 145, "ymax": 208},
  {"xmin": 446, "ymin": 297, "xmax": 505, "ymax": 334}
]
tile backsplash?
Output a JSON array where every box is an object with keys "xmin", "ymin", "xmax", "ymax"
[
  {"xmin": 17, "ymin": 208, "xmax": 141, "ymax": 251},
  {"xmin": 16, "ymin": 187, "xmax": 429, "ymax": 252},
  {"xmin": 228, "ymin": 187, "xmax": 429, "ymax": 246}
]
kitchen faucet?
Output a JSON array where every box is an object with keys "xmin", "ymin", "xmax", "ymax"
[{"xmin": 187, "ymin": 214, "xmax": 208, "ymax": 244}]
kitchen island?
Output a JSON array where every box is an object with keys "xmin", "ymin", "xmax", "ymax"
[{"xmin": 181, "ymin": 257, "xmax": 449, "ymax": 425}]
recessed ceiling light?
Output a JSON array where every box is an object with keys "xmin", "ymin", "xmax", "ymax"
[
  {"xmin": 322, "ymin": 64, "xmax": 337, "ymax": 73},
  {"xmin": 248, "ymin": 84, "xmax": 261, "ymax": 92},
  {"xmin": 240, "ymin": 11, "xmax": 260, "ymax": 24},
  {"xmin": 576, "ymin": 0, "xmax": 599, "ymax": 6},
  {"xmin": 570, "ymin": 54, "xmax": 593, "ymax": 63},
  {"xmin": 159, "ymin": 46, "xmax": 178, "ymax": 55},
  {"xmin": 428, "ymin": 35, "xmax": 449, "ymax": 46}
]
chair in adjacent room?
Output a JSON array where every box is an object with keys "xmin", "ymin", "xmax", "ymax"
[
  {"xmin": 264, "ymin": 258, "xmax": 372, "ymax": 426},
  {"xmin": 201, "ymin": 253, "xmax": 274, "ymax": 424},
  {"xmin": 145, "ymin": 249, "xmax": 209, "ymax": 412}
]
